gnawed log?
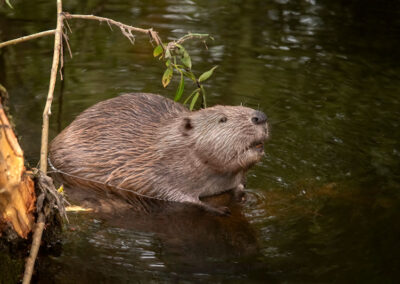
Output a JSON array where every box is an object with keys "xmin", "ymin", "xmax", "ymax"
[{"xmin": 0, "ymin": 98, "xmax": 36, "ymax": 239}]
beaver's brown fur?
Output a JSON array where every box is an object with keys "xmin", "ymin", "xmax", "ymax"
[{"xmin": 49, "ymin": 93, "xmax": 268, "ymax": 215}]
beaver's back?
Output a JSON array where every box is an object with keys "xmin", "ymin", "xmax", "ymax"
[{"xmin": 49, "ymin": 93, "xmax": 188, "ymax": 192}]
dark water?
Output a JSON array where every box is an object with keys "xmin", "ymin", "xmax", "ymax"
[{"xmin": 1, "ymin": 0, "xmax": 400, "ymax": 283}]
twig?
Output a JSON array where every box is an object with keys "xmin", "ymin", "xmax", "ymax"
[
  {"xmin": 21, "ymin": 213, "xmax": 45, "ymax": 284},
  {"xmin": 63, "ymin": 13, "xmax": 162, "ymax": 46},
  {"xmin": 40, "ymin": 0, "xmax": 63, "ymax": 174},
  {"xmin": 59, "ymin": 34, "xmax": 64, "ymax": 80},
  {"xmin": 23, "ymin": 1, "xmax": 63, "ymax": 284},
  {"xmin": 120, "ymin": 26, "xmax": 135, "ymax": 44},
  {"xmin": 0, "ymin": 30, "xmax": 56, "ymax": 49},
  {"xmin": 106, "ymin": 20, "xmax": 113, "ymax": 31},
  {"xmin": 176, "ymin": 33, "xmax": 211, "ymax": 44},
  {"xmin": 64, "ymin": 18, "xmax": 72, "ymax": 34},
  {"xmin": 62, "ymin": 33, "xmax": 73, "ymax": 59}
]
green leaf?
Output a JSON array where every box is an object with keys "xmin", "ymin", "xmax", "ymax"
[
  {"xmin": 174, "ymin": 43, "xmax": 185, "ymax": 51},
  {"xmin": 199, "ymin": 66, "xmax": 218, "ymax": 82},
  {"xmin": 165, "ymin": 59, "xmax": 171, "ymax": 67},
  {"xmin": 181, "ymin": 70, "xmax": 196, "ymax": 82},
  {"xmin": 174, "ymin": 45, "xmax": 184, "ymax": 56},
  {"xmin": 181, "ymin": 52, "xmax": 192, "ymax": 69},
  {"xmin": 189, "ymin": 92, "xmax": 200, "ymax": 111},
  {"xmin": 153, "ymin": 45, "xmax": 163, "ymax": 57},
  {"xmin": 5, "ymin": 0, "xmax": 13, "ymax": 8},
  {"xmin": 174, "ymin": 73, "xmax": 185, "ymax": 102},
  {"xmin": 183, "ymin": 88, "xmax": 200, "ymax": 105},
  {"xmin": 174, "ymin": 43, "xmax": 191, "ymax": 69},
  {"xmin": 162, "ymin": 67, "xmax": 173, "ymax": 88}
]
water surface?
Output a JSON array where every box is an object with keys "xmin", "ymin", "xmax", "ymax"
[{"xmin": 1, "ymin": 0, "xmax": 399, "ymax": 283}]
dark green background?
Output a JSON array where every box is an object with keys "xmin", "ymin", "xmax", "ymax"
[{"xmin": 1, "ymin": 0, "xmax": 399, "ymax": 282}]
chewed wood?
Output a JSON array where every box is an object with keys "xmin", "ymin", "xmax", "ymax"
[{"xmin": 0, "ymin": 102, "xmax": 35, "ymax": 239}]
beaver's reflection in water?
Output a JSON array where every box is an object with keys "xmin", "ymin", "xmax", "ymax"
[{"xmin": 64, "ymin": 185, "xmax": 262, "ymax": 274}]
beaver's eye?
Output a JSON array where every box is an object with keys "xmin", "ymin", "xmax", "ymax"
[{"xmin": 219, "ymin": 116, "xmax": 227, "ymax": 123}]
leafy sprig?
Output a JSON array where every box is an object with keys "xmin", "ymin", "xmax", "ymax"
[{"xmin": 153, "ymin": 33, "xmax": 217, "ymax": 110}]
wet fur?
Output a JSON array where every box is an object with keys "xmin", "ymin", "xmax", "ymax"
[{"xmin": 49, "ymin": 93, "xmax": 268, "ymax": 215}]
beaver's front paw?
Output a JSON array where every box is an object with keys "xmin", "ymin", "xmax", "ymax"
[
  {"xmin": 205, "ymin": 205, "xmax": 231, "ymax": 216},
  {"xmin": 233, "ymin": 184, "xmax": 246, "ymax": 202},
  {"xmin": 214, "ymin": 206, "xmax": 231, "ymax": 216},
  {"xmin": 198, "ymin": 202, "xmax": 231, "ymax": 216}
]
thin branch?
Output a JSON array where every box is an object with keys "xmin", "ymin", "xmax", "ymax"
[
  {"xmin": 120, "ymin": 26, "xmax": 135, "ymax": 44},
  {"xmin": 64, "ymin": 18, "xmax": 72, "ymax": 34},
  {"xmin": 62, "ymin": 32, "xmax": 73, "ymax": 59},
  {"xmin": 63, "ymin": 13, "xmax": 162, "ymax": 46},
  {"xmin": 0, "ymin": 30, "xmax": 56, "ymax": 49},
  {"xmin": 59, "ymin": 38, "xmax": 64, "ymax": 80},
  {"xmin": 21, "ymin": 213, "xmax": 45, "ymax": 284},
  {"xmin": 40, "ymin": 0, "xmax": 63, "ymax": 173},
  {"xmin": 64, "ymin": 13, "xmax": 148, "ymax": 33},
  {"xmin": 23, "ymin": 1, "xmax": 63, "ymax": 282},
  {"xmin": 176, "ymin": 33, "xmax": 211, "ymax": 45},
  {"xmin": 148, "ymin": 29, "xmax": 161, "ymax": 47},
  {"xmin": 106, "ymin": 20, "xmax": 113, "ymax": 31}
]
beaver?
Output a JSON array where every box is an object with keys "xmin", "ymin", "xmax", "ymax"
[{"xmin": 49, "ymin": 93, "xmax": 269, "ymax": 215}]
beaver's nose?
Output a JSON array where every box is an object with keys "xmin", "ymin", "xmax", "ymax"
[{"xmin": 251, "ymin": 111, "xmax": 267, "ymax": 125}]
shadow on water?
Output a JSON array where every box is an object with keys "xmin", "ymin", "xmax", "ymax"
[
  {"xmin": 34, "ymin": 188, "xmax": 271, "ymax": 283},
  {"xmin": 33, "ymin": 181, "xmax": 400, "ymax": 283}
]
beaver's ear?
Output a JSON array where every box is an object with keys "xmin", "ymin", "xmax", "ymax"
[{"xmin": 180, "ymin": 117, "xmax": 193, "ymax": 136}]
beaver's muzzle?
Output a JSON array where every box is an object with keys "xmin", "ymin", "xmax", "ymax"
[{"xmin": 251, "ymin": 110, "xmax": 267, "ymax": 125}]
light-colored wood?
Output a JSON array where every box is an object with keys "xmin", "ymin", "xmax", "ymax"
[
  {"xmin": 0, "ymin": 102, "xmax": 35, "ymax": 239},
  {"xmin": 40, "ymin": 0, "xmax": 64, "ymax": 173},
  {"xmin": 0, "ymin": 30, "xmax": 55, "ymax": 49}
]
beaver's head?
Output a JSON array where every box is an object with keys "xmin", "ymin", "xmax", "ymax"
[{"xmin": 180, "ymin": 105, "xmax": 269, "ymax": 173}]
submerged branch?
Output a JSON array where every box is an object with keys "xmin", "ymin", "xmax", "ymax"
[
  {"xmin": 21, "ymin": 213, "xmax": 45, "ymax": 284},
  {"xmin": 0, "ymin": 30, "xmax": 56, "ymax": 49}
]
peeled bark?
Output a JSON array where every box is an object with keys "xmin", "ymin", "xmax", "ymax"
[{"xmin": 0, "ymin": 101, "xmax": 36, "ymax": 239}]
